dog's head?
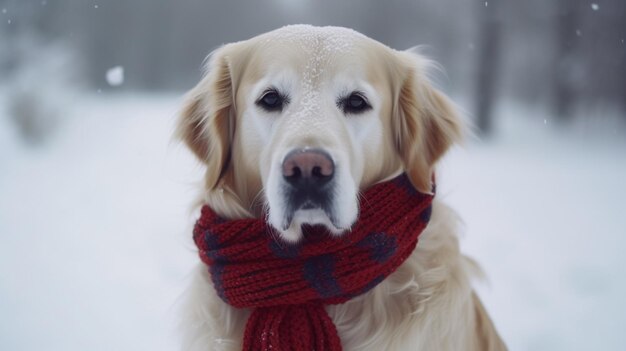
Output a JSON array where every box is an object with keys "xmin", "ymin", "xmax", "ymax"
[{"xmin": 178, "ymin": 25, "xmax": 460, "ymax": 242}]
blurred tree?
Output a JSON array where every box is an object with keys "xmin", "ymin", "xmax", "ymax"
[
  {"xmin": 551, "ymin": 0, "xmax": 583, "ymax": 121},
  {"xmin": 2, "ymin": 1, "xmax": 82, "ymax": 145},
  {"xmin": 622, "ymin": 7, "xmax": 626, "ymax": 116},
  {"xmin": 582, "ymin": 0, "xmax": 626, "ymax": 119},
  {"xmin": 475, "ymin": 0, "xmax": 502, "ymax": 135}
]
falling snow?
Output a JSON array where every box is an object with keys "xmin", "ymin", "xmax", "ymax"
[
  {"xmin": 591, "ymin": 3, "xmax": 599, "ymax": 11},
  {"xmin": 105, "ymin": 66, "xmax": 124, "ymax": 86}
]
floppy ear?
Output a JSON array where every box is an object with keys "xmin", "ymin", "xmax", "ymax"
[
  {"xmin": 176, "ymin": 45, "xmax": 235, "ymax": 190},
  {"xmin": 393, "ymin": 52, "xmax": 462, "ymax": 193}
]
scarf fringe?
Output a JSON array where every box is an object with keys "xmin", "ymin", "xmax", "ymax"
[{"xmin": 243, "ymin": 303, "xmax": 342, "ymax": 351}]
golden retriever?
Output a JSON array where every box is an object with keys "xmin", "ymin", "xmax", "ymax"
[{"xmin": 177, "ymin": 25, "xmax": 506, "ymax": 351}]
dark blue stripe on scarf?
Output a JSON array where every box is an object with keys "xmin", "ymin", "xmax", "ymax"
[
  {"xmin": 303, "ymin": 254, "xmax": 342, "ymax": 298},
  {"xmin": 358, "ymin": 232, "xmax": 398, "ymax": 263}
]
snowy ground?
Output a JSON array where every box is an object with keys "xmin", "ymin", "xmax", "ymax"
[{"xmin": 1, "ymin": 93, "xmax": 625, "ymax": 351}]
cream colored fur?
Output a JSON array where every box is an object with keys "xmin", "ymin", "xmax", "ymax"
[{"xmin": 177, "ymin": 25, "xmax": 506, "ymax": 351}]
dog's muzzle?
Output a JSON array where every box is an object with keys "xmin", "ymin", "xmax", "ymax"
[{"xmin": 280, "ymin": 148, "xmax": 336, "ymax": 228}]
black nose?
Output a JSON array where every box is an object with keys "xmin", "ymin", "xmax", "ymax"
[{"xmin": 282, "ymin": 149, "xmax": 335, "ymax": 190}]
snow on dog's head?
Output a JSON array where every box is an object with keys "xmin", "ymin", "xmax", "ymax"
[{"xmin": 177, "ymin": 25, "xmax": 460, "ymax": 242}]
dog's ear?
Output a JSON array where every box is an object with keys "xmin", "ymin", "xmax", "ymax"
[
  {"xmin": 392, "ymin": 52, "xmax": 462, "ymax": 193},
  {"xmin": 176, "ymin": 45, "xmax": 237, "ymax": 190}
]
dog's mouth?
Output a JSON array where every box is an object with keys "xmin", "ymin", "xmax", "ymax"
[
  {"xmin": 280, "ymin": 207, "xmax": 345, "ymax": 240},
  {"xmin": 282, "ymin": 204, "xmax": 341, "ymax": 231},
  {"xmin": 272, "ymin": 184, "xmax": 352, "ymax": 242},
  {"xmin": 281, "ymin": 189, "xmax": 341, "ymax": 231}
]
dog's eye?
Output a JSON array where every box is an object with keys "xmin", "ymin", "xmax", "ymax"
[
  {"xmin": 256, "ymin": 89, "xmax": 286, "ymax": 112},
  {"xmin": 340, "ymin": 92, "xmax": 371, "ymax": 114}
]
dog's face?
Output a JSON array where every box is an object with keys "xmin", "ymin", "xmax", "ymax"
[{"xmin": 179, "ymin": 25, "xmax": 460, "ymax": 242}]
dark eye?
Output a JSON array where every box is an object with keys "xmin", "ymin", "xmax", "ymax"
[
  {"xmin": 340, "ymin": 92, "xmax": 371, "ymax": 114},
  {"xmin": 256, "ymin": 89, "xmax": 286, "ymax": 112}
]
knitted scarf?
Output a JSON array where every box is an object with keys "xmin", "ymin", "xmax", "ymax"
[{"xmin": 193, "ymin": 173, "xmax": 434, "ymax": 351}]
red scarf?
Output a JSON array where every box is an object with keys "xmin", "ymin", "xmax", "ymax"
[{"xmin": 194, "ymin": 174, "xmax": 434, "ymax": 351}]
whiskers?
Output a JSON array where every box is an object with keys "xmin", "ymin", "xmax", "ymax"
[
  {"xmin": 256, "ymin": 194, "xmax": 286, "ymax": 247},
  {"xmin": 249, "ymin": 188, "xmax": 266, "ymax": 214}
]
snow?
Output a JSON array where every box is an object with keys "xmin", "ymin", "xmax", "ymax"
[
  {"xmin": 591, "ymin": 3, "xmax": 599, "ymax": 11},
  {"xmin": 439, "ymin": 100, "xmax": 626, "ymax": 350},
  {"xmin": 267, "ymin": 25, "xmax": 363, "ymax": 54},
  {"xmin": 0, "ymin": 93, "xmax": 197, "ymax": 351},
  {"xmin": 1, "ymin": 93, "xmax": 625, "ymax": 350},
  {"xmin": 106, "ymin": 66, "xmax": 124, "ymax": 86}
]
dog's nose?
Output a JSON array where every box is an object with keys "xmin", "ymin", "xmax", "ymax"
[{"xmin": 282, "ymin": 149, "xmax": 334, "ymax": 188}]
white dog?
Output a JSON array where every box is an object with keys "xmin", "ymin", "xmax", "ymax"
[{"xmin": 177, "ymin": 25, "xmax": 506, "ymax": 351}]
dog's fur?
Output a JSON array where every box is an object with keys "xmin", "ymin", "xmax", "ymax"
[{"xmin": 177, "ymin": 25, "xmax": 506, "ymax": 351}]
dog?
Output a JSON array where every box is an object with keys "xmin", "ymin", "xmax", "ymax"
[{"xmin": 177, "ymin": 25, "xmax": 506, "ymax": 351}]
